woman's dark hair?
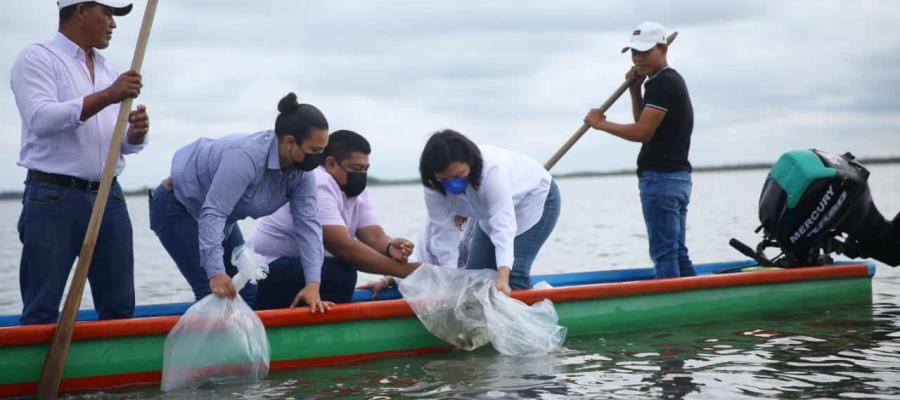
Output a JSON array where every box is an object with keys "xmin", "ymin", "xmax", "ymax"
[
  {"xmin": 325, "ymin": 130, "xmax": 371, "ymax": 161},
  {"xmin": 419, "ymin": 129, "xmax": 483, "ymax": 195},
  {"xmin": 275, "ymin": 92, "xmax": 329, "ymax": 144}
]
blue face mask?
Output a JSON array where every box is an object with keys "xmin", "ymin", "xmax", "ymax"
[{"xmin": 441, "ymin": 176, "xmax": 469, "ymax": 195}]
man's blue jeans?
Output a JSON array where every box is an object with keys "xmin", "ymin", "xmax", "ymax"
[
  {"xmin": 18, "ymin": 180, "xmax": 135, "ymax": 324},
  {"xmin": 253, "ymin": 256, "xmax": 358, "ymax": 310},
  {"xmin": 465, "ymin": 181, "xmax": 561, "ymax": 290},
  {"xmin": 148, "ymin": 184, "xmax": 256, "ymax": 303},
  {"xmin": 638, "ymin": 171, "xmax": 696, "ymax": 279}
]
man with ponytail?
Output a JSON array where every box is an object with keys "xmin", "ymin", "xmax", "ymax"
[
  {"xmin": 251, "ymin": 130, "xmax": 420, "ymax": 308},
  {"xmin": 150, "ymin": 92, "xmax": 333, "ymax": 312}
]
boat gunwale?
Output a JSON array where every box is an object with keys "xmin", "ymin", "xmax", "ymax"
[{"xmin": 0, "ymin": 263, "xmax": 872, "ymax": 347}]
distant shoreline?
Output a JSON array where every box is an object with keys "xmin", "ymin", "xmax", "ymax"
[{"xmin": 1, "ymin": 156, "xmax": 898, "ymax": 200}]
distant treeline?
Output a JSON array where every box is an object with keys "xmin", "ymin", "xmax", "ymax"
[{"xmin": 2, "ymin": 156, "xmax": 898, "ymax": 199}]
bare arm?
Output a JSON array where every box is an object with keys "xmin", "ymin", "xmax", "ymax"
[
  {"xmin": 584, "ymin": 106, "xmax": 665, "ymax": 143},
  {"xmin": 626, "ymin": 67, "xmax": 646, "ymax": 122},
  {"xmin": 80, "ymin": 70, "xmax": 142, "ymax": 121},
  {"xmin": 629, "ymin": 87, "xmax": 643, "ymax": 122},
  {"xmin": 355, "ymin": 225, "xmax": 391, "ymax": 255},
  {"xmin": 80, "ymin": 90, "xmax": 115, "ymax": 121},
  {"xmin": 324, "ymin": 225, "xmax": 418, "ymax": 277},
  {"xmin": 357, "ymin": 225, "xmax": 414, "ymax": 262}
]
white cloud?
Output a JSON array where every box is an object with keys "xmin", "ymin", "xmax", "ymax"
[{"xmin": 0, "ymin": 0, "xmax": 898, "ymax": 191}]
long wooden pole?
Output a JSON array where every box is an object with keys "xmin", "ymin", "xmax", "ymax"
[
  {"xmin": 544, "ymin": 31, "xmax": 678, "ymax": 171},
  {"xmin": 35, "ymin": 1, "xmax": 159, "ymax": 397}
]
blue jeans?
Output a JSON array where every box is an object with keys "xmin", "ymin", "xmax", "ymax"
[
  {"xmin": 148, "ymin": 184, "xmax": 256, "ymax": 303},
  {"xmin": 17, "ymin": 180, "xmax": 134, "ymax": 324},
  {"xmin": 638, "ymin": 171, "xmax": 696, "ymax": 279},
  {"xmin": 465, "ymin": 180, "xmax": 561, "ymax": 290},
  {"xmin": 253, "ymin": 256, "xmax": 358, "ymax": 310}
]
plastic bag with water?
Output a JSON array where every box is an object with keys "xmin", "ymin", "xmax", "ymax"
[
  {"xmin": 397, "ymin": 264, "xmax": 566, "ymax": 356},
  {"xmin": 161, "ymin": 245, "xmax": 271, "ymax": 391}
]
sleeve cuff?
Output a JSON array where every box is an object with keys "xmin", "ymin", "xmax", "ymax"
[
  {"xmin": 205, "ymin": 265, "xmax": 226, "ymax": 279},
  {"xmin": 497, "ymin": 256, "xmax": 514, "ymax": 270},
  {"xmin": 67, "ymin": 96, "xmax": 85, "ymax": 128},
  {"xmin": 302, "ymin": 265, "xmax": 322, "ymax": 284},
  {"xmin": 121, "ymin": 131, "xmax": 147, "ymax": 154}
]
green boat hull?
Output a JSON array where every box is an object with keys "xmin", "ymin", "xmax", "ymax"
[{"xmin": 0, "ymin": 262, "xmax": 875, "ymax": 396}]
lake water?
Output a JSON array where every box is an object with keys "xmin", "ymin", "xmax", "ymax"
[{"xmin": 0, "ymin": 166, "xmax": 898, "ymax": 399}]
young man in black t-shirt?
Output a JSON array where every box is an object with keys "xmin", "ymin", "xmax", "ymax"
[{"xmin": 584, "ymin": 21, "xmax": 696, "ymax": 279}]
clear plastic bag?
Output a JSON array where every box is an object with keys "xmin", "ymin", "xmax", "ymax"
[
  {"xmin": 397, "ymin": 264, "xmax": 566, "ymax": 356},
  {"xmin": 161, "ymin": 245, "xmax": 271, "ymax": 391},
  {"xmin": 230, "ymin": 244, "xmax": 269, "ymax": 290},
  {"xmin": 397, "ymin": 264, "xmax": 494, "ymax": 350},
  {"xmin": 480, "ymin": 284, "xmax": 567, "ymax": 355}
]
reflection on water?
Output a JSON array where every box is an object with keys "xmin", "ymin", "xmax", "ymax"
[{"xmin": 2, "ymin": 166, "xmax": 898, "ymax": 398}]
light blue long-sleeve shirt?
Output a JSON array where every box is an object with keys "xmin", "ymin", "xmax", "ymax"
[{"xmin": 170, "ymin": 130, "xmax": 323, "ymax": 282}]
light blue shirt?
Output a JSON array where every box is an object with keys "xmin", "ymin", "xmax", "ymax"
[
  {"xmin": 10, "ymin": 33, "xmax": 145, "ymax": 180},
  {"xmin": 170, "ymin": 130, "xmax": 324, "ymax": 282}
]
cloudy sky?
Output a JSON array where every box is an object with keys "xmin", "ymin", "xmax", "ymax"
[{"xmin": 0, "ymin": 1, "xmax": 897, "ymax": 191}]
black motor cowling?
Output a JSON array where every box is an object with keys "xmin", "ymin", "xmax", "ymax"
[{"xmin": 732, "ymin": 149, "xmax": 900, "ymax": 267}]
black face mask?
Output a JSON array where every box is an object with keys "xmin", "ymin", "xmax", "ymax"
[
  {"xmin": 341, "ymin": 170, "xmax": 368, "ymax": 198},
  {"xmin": 295, "ymin": 151, "xmax": 324, "ymax": 172}
]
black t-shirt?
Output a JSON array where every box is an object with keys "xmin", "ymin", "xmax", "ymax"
[{"xmin": 637, "ymin": 68, "xmax": 693, "ymax": 173}]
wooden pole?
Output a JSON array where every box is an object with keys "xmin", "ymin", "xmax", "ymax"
[
  {"xmin": 543, "ymin": 31, "xmax": 678, "ymax": 171},
  {"xmin": 35, "ymin": 1, "xmax": 159, "ymax": 397}
]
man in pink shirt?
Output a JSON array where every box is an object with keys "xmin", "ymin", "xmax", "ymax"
[{"xmin": 251, "ymin": 130, "xmax": 419, "ymax": 309}]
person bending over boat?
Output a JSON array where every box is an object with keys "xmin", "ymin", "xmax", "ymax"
[
  {"xmin": 583, "ymin": 21, "xmax": 696, "ymax": 279},
  {"xmin": 11, "ymin": 0, "xmax": 148, "ymax": 324},
  {"xmin": 149, "ymin": 93, "xmax": 332, "ymax": 312},
  {"xmin": 250, "ymin": 130, "xmax": 421, "ymax": 309},
  {"xmin": 419, "ymin": 130, "xmax": 561, "ymax": 295}
]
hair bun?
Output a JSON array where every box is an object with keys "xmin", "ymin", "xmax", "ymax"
[{"xmin": 277, "ymin": 92, "xmax": 301, "ymax": 114}]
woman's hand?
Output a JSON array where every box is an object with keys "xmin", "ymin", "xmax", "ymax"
[
  {"xmin": 356, "ymin": 277, "xmax": 391, "ymax": 299},
  {"xmin": 496, "ymin": 266, "xmax": 512, "ymax": 296},
  {"xmin": 209, "ymin": 273, "xmax": 237, "ymax": 299},
  {"xmin": 290, "ymin": 283, "xmax": 334, "ymax": 313}
]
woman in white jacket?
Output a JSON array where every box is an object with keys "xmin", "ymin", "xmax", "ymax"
[{"xmin": 418, "ymin": 130, "xmax": 561, "ymax": 295}]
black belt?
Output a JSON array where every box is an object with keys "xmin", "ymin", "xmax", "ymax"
[{"xmin": 26, "ymin": 170, "xmax": 116, "ymax": 192}]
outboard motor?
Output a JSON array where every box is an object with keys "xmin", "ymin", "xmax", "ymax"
[{"xmin": 730, "ymin": 149, "xmax": 900, "ymax": 267}]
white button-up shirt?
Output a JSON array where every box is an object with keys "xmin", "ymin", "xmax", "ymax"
[
  {"xmin": 10, "ymin": 32, "xmax": 145, "ymax": 180},
  {"xmin": 424, "ymin": 145, "xmax": 552, "ymax": 269}
]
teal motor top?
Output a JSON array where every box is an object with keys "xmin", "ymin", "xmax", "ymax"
[
  {"xmin": 757, "ymin": 149, "xmax": 900, "ymax": 266},
  {"xmin": 769, "ymin": 150, "xmax": 837, "ymax": 210}
]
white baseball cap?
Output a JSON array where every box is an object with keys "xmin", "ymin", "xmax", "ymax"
[
  {"xmin": 58, "ymin": 0, "xmax": 133, "ymax": 16},
  {"xmin": 621, "ymin": 21, "xmax": 668, "ymax": 53}
]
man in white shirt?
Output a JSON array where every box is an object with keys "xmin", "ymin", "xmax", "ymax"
[
  {"xmin": 251, "ymin": 130, "xmax": 419, "ymax": 309},
  {"xmin": 10, "ymin": 0, "xmax": 149, "ymax": 324}
]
